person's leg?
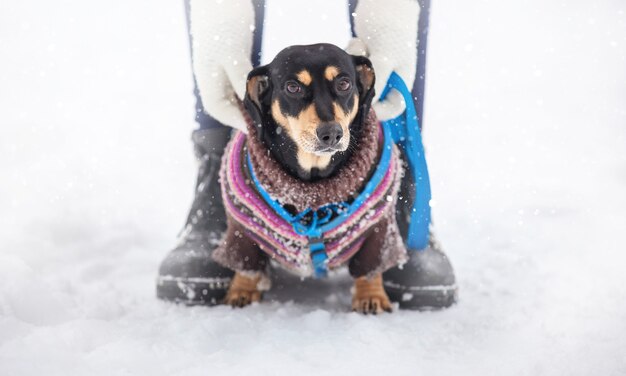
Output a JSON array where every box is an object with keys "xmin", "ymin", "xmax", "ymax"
[
  {"xmin": 251, "ymin": 0, "xmax": 265, "ymax": 68},
  {"xmin": 157, "ymin": 0, "xmax": 266, "ymax": 305},
  {"xmin": 412, "ymin": 0, "xmax": 429, "ymax": 131},
  {"xmin": 350, "ymin": 0, "xmax": 457, "ymax": 309}
]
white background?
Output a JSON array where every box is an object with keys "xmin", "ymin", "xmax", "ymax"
[{"xmin": 1, "ymin": 0, "xmax": 625, "ymax": 375}]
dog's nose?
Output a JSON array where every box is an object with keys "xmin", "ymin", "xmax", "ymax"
[{"xmin": 316, "ymin": 123, "xmax": 343, "ymax": 148}]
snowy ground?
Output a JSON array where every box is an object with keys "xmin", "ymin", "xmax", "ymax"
[{"xmin": 1, "ymin": 0, "xmax": 626, "ymax": 375}]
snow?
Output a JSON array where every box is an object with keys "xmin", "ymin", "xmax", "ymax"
[{"xmin": 1, "ymin": 0, "xmax": 626, "ymax": 375}]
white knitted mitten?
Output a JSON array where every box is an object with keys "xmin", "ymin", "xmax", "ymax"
[
  {"xmin": 189, "ymin": 0, "xmax": 254, "ymax": 131},
  {"xmin": 348, "ymin": 0, "xmax": 420, "ymax": 120}
]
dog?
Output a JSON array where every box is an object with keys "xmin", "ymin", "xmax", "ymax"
[{"xmin": 213, "ymin": 43, "xmax": 408, "ymax": 314}]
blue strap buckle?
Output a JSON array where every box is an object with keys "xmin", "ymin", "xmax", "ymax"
[{"xmin": 309, "ymin": 238, "xmax": 328, "ymax": 278}]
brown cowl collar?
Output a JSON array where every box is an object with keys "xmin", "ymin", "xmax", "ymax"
[{"xmin": 244, "ymin": 109, "xmax": 381, "ymax": 212}]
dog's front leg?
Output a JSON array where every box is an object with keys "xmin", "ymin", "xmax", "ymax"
[
  {"xmin": 212, "ymin": 221, "xmax": 270, "ymax": 307},
  {"xmin": 349, "ymin": 221, "xmax": 393, "ymax": 314}
]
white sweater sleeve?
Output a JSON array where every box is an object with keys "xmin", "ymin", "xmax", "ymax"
[
  {"xmin": 349, "ymin": 0, "xmax": 420, "ymax": 120},
  {"xmin": 189, "ymin": 0, "xmax": 255, "ymax": 131}
]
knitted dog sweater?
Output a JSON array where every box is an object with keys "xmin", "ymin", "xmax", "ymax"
[{"xmin": 213, "ymin": 110, "xmax": 407, "ymax": 277}]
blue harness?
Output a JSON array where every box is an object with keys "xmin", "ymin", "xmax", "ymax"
[{"xmin": 247, "ymin": 73, "xmax": 432, "ymax": 278}]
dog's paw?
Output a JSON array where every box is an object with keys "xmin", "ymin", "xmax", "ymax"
[
  {"xmin": 224, "ymin": 289, "xmax": 262, "ymax": 308},
  {"xmin": 352, "ymin": 295, "xmax": 393, "ymax": 314},
  {"xmin": 352, "ymin": 274, "xmax": 393, "ymax": 314},
  {"xmin": 222, "ymin": 272, "xmax": 265, "ymax": 308}
]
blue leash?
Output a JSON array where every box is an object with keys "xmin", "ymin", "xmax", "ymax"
[
  {"xmin": 246, "ymin": 72, "xmax": 432, "ymax": 277},
  {"xmin": 380, "ymin": 72, "xmax": 432, "ymax": 251}
]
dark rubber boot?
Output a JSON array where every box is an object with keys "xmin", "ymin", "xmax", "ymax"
[
  {"xmin": 383, "ymin": 235, "xmax": 457, "ymax": 310},
  {"xmin": 156, "ymin": 127, "xmax": 234, "ymax": 305},
  {"xmin": 385, "ymin": 150, "xmax": 458, "ymax": 310}
]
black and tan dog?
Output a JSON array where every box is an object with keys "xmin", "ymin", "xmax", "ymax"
[{"xmin": 214, "ymin": 43, "xmax": 407, "ymax": 313}]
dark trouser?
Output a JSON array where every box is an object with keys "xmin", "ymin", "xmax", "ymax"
[{"xmin": 184, "ymin": 0, "xmax": 430, "ymax": 131}]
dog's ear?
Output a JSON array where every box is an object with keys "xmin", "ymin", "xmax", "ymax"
[
  {"xmin": 244, "ymin": 65, "xmax": 272, "ymax": 140},
  {"xmin": 351, "ymin": 55, "xmax": 376, "ymax": 125}
]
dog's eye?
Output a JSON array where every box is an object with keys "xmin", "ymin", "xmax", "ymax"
[
  {"xmin": 285, "ymin": 81, "xmax": 302, "ymax": 94},
  {"xmin": 336, "ymin": 78, "xmax": 352, "ymax": 92}
]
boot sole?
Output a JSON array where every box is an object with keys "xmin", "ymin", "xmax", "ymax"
[
  {"xmin": 157, "ymin": 276, "xmax": 458, "ymax": 309},
  {"xmin": 156, "ymin": 275, "xmax": 231, "ymax": 306},
  {"xmin": 384, "ymin": 281, "xmax": 458, "ymax": 310}
]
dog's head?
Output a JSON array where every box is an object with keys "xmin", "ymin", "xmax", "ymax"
[{"xmin": 244, "ymin": 43, "xmax": 375, "ymax": 180}]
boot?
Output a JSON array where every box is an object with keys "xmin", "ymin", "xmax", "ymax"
[
  {"xmin": 383, "ymin": 235, "xmax": 457, "ymax": 309},
  {"xmin": 156, "ymin": 127, "xmax": 234, "ymax": 305},
  {"xmin": 385, "ymin": 150, "xmax": 458, "ymax": 310}
]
